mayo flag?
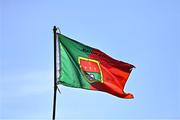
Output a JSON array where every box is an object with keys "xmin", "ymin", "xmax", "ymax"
[{"xmin": 57, "ymin": 34, "xmax": 135, "ymax": 99}]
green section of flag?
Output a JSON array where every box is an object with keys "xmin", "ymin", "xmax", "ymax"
[
  {"xmin": 57, "ymin": 34, "xmax": 92, "ymax": 89},
  {"xmin": 59, "ymin": 34, "xmax": 92, "ymax": 63}
]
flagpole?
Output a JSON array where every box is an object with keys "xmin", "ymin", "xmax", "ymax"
[{"xmin": 52, "ymin": 26, "xmax": 57, "ymax": 120}]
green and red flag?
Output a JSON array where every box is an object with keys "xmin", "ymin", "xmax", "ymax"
[{"xmin": 57, "ymin": 33, "xmax": 135, "ymax": 99}]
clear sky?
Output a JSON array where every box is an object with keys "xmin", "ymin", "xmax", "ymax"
[{"xmin": 0, "ymin": 0, "xmax": 180, "ymax": 119}]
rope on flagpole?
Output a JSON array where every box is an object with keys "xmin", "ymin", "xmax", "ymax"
[{"xmin": 57, "ymin": 27, "xmax": 61, "ymax": 34}]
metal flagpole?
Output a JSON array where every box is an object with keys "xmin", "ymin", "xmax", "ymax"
[{"xmin": 52, "ymin": 26, "xmax": 57, "ymax": 120}]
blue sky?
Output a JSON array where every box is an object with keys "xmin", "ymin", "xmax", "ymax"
[{"xmin": 0, "ymin": 0, "xmax": 180, "ymax": 119}]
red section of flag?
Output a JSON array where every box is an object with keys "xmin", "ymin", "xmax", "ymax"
[
  {"xmin": 89, "ymin": 49, "xmax": 134, "ymax": 99},
  {"xmin": 80, "ymin": 59, "xmax": 100, "ymax": 73}
]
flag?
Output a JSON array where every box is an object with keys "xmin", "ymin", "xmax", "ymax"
[{"xmin": 57, "ymin": 33, "xmax": 135, "ymax": 99}]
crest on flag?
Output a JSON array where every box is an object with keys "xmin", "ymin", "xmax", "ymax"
[{"xmin": 78, "ymin": 57, "xmax": 103, "ymax": 83}]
